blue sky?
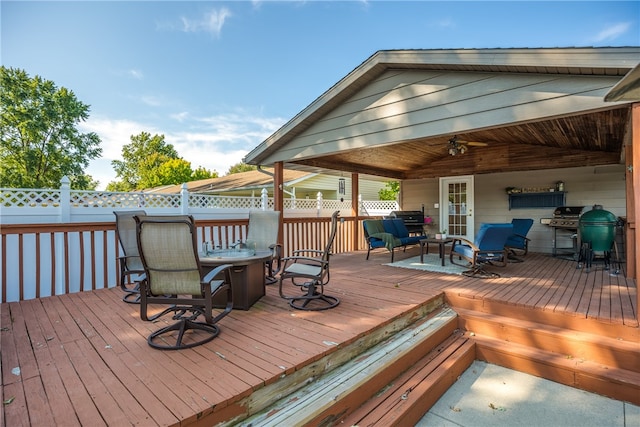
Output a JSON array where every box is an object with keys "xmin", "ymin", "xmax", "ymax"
[{"xmin": 2, "ymin": 1, "xmax": 639, "ymax": 189}]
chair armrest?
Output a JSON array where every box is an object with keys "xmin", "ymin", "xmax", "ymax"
[
  {"xmin": 281, "ymin": 255, "xmax": 328, "ymax": 268},
  {"xmin": 451, "ymin": 237, "xmax": 479, "ymax": 251},
  {"xmin": 292, "ymin": 249, "xmax": 324, "ymax": 256},
  {"xmin": 201, "ymin": 263, "xmax": 233, "ymax": 285}
]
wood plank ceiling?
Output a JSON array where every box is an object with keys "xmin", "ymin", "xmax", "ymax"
[{"xmin": 292, "ymin": 107, "xmax": 630, "ymax": 180}]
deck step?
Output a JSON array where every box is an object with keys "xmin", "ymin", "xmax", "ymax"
[
  {"xmin": 445, "ymin": 292, "xmax": 639, "ymax": 342},
  {"xmin": 240, "ymin": 306, "xmax": 460, "ymax": 426},
  {"xmin": 456, "ymin": 307, "xmax": 640, "ymax": 406},
  {"xmin": 342, "ymin": 333, "xmax": 475, "ymax": 427},
  {"xmin": 456, "ymin": 307, "xmax": 639, "ymax": 372}
]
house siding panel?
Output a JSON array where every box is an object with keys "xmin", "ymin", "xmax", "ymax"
[
  {"xmin": 402, "ymin": 165, "xmax": 626, "ymax": 254},
  {"xmin": 266, "ymin": 71, "xmax": 622, "ymax": 164}
]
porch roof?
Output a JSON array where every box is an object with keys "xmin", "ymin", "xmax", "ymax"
[{"xmin": 244, "ymin": 47, "xmax": 640, "ymax": 180}]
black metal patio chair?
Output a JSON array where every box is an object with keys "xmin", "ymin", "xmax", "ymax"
[
  {"xmin": 135, "ymin": 214, "xmax": 233, "ymax": 350},
  {"xmin": 278, "ymin": 211, "xmax": 340, "ymax": 311},
  {"xmin": 113, "ymin": 210, "xmax": 146, "ymax": 303}
]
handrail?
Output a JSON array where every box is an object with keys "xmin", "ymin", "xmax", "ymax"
[{"xmin": 0, "ymin": 216, "xmax": 368, "ymax": 303}]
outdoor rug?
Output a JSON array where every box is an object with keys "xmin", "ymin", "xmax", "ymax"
[{"xmin": 385, "ymin": 254, "xmax": 468, "ymax": 276}]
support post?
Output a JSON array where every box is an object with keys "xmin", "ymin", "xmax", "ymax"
[
  {"xmin": 351, "ymin": 173, "xmax": 360, "ymax": 251},
  {"xmin": 273, "ymin": 162, "xmax": 284, "ymax": 250}
]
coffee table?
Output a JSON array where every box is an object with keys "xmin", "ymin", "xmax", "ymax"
[
  {"xmin": 200, "ymin": 249, "xmax": 272, "ymax": 310},
  {"xmin": 419, "ymin": 237, "xmax": 454, "ymax": 266}
]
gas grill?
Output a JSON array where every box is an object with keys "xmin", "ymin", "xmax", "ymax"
[
  {"xmin": 388, "ymin": 210, "xmax": 425, "ymax": 235},
  {"xmin": 549, "ymin": 206, "xmax": 584, "ymax": 229},
  {"xmin": 547, "ymin": 206, "xmax": 584, "ymax": 257}
]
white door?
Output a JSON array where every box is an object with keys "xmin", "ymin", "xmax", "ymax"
[{"xmin": 439, "ymin": 175, "xmax": 474, "ymax": 241}]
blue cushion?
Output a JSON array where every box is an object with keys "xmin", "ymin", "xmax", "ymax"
[
  {"xmin": 390, "ymin": 219, "xmax": 410, "ymax": 238},
  {"xmin": 474, "ymin": 223, "xmax": 514, "ymax": 251},
  {"xmin": 505, "ymin": 218, "xmax": 533, "ymax": 249}
]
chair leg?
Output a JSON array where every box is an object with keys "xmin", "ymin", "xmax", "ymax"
[
  {"xmin": 148, "ymin": 318, "xmax": 220, "ymax": 350},
  {"xmin": 288, "ymin": 280, "xmax": 340, "ymax": 311}
]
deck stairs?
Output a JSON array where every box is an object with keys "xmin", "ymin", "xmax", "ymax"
[
  {"xmin": 231, "ymin": 297, "xmax": 472, "ymax": 426},
  {"xmin": 447, "ymin": 293, "xmax": 640, "ymax": 409},
  {"xmin": 220, "ymin": 294, "xmax": 639, "ymax": 426}
]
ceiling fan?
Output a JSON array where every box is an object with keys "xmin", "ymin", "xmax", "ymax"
[{"xmin": 447, "ymin": 135, "xmax": 489, "ymax": 156}]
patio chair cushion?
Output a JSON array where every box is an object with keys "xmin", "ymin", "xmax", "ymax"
[
  {"xmin": 452, "ymin": 223, "xmax": 514, "ymax": 263},
  {"xmin": 505, "ymin": 218, "xmax": 534, "ymax": 256}
]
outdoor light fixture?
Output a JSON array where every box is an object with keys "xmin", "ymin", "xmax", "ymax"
[{"xmin": 338, "ymin": 177, "xmax": 346, "ymax": 195}]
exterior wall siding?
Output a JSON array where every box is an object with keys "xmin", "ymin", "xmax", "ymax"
[
  {"xmin": 402, "ymin": 165, "xmax": 626, "ymax": 254},
  {"xmin": 271, "ymin": 70, "xmax": 621, "ymax": 163}
]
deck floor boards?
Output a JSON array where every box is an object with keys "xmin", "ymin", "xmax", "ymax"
[{"xmin": 1, "ymin": 249, "xmax": 637, "ymax": 426}]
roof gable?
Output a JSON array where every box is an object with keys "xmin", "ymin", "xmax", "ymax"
[{"xmin": 245, "ymin": 47, "xmax": 639, "ymax": 178}]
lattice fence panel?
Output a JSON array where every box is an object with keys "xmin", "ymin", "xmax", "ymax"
[{"xmin": 1, "ymin": 189, "xmax": 61, "ymax": 207}]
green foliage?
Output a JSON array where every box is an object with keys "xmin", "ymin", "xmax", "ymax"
[
  {"xmin": 110, "ymin": 132, "xmax": 178, "ymax": 190},
  {"xmin": 107, "ymin": 132, "xmax": 220, "ymax": 191},
  {"xmin": 152, "ymin": 158, "xmax": 193, "ymax": 188},
  {"xmin": 378, "ymin": 181, "xmax": 400, "ymax": 201},
  {"xmin": 226, "ymin": 162, "xmax": 256, "ymax": 175},
  {"xmin": 192, "ymin": 166, "xmax": 218, "ymax": 181},
  {"xmin": 0, "ymin": 66, "xmax": 102, "ymax": 189}
]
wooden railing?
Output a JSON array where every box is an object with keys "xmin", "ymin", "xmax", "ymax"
[{"xmin": 0, "ymin": 216, "xmax": 368, "ymax": 303}]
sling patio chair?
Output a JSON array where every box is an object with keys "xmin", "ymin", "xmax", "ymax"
[
  {"xmin": 113, "ymin": 210, "xmax": 146, "ymax": 303},
  {"xmin": 450, "ymin": 223, "xmax": 514, "ymax": 278},
  {"xmin": 135, "ymin": 214, "xmax": 233, "ymax": 350},
  {"xmin": 504, "ymin": 218, "xmax": 534, "ymax": 261},
  {"xmin": 245, "ymin": 210, "xmax": 282, "ymax": 285},
  {"xmin": 278, "ymin": 211, "xmax": 340, "ymax": 311}
]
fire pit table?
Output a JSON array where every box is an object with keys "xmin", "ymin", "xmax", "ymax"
[{"xmin": 200, "ymin": 249, "xmax": 272, "ymax": 310}]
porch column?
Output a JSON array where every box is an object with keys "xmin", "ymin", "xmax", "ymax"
[
  {"xmin": 630, "ymin": 103, "xmax": 639, "ymax": 319},
  {"xmin": 273, "ymin": 162, "xmax": 284, "ymax": 249},
  {"xmin": 351, "ymin": 173, "xmax": 360, "ymax": 251}
]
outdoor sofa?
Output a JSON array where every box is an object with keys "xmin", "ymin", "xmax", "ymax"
[{"xmin": 363, "ymin": 218, "xmax": 425, "ymax": 262}]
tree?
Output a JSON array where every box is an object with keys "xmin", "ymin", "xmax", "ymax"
[
  {"xmin": 152, "ymin": 158, "xmax": 194, "ymax": 188},
  {"xmin": 226, "ymin": 162, "xmax": 256, "ymax": 175},
  {"xmin": 378, "ymin": 181, "xmax": 400, "ymax": 201},
  {"xmin": 109, "ymin": 132, "xmax": 179, "ymax": 190},
  {"xmin": 192, "ymin": 166, "xmax": 218, "ymax": 181},
  {"xmin": 108, "ymin": 132, "xmax": 220, "ymax": 190},
  {"xmin": 0, "ymin": 66, "xmax": 102, "ymax": 189}
]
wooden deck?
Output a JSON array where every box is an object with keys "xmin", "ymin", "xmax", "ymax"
[{"xmin": 1, "ymin": 248, "xmax": 637, "ymax": 426}]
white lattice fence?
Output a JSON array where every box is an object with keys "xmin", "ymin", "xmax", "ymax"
[{"xmin": 1, "ymin": 183, "xmax": 397, "ymax": 224}]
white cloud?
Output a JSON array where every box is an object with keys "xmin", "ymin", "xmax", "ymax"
[
  {"xmin": 79, "ymin": 111, "xmax": 285, "ymax": 189},
  {"xmin": 591, "ymin": 22, "xmax": 631, "ymax": 43},
  {"xmin": 128, "ymin": 69, "xmax": 144, "ymax": 80},
  {"xmin": 181, "ymin": 7, "xmax": 231, "ymax": 37},
  {"xmin": 171, "ymin": 111, "xmax": 190, "ymax": 122}
]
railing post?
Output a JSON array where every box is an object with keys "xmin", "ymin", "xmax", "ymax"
[
  {"xmin": 60, "ymin": 176, "xmax": 70, "ymax": 223},
  {"xmin": 181, "ymin": 183, "xmax": 189, "ymax": 214},
  {"xmin": 261, "ymin": 188, "xmax": 268, "ymax": 211},
  {"xmin": 316, "ymin": 192, "xmax": 323, "ymax": 216}
]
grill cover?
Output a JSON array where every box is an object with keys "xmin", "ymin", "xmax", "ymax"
[{"xmin": 579, "ymin": 208, "xmax": 617, "ymax": 252}]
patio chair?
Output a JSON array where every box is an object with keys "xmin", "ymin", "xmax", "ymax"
[
  {"xmin": 135, "ymin": 214, "xmax": 233, "ymax": 350},
  {"xmin": 278, "ymin": 211, "xmax": 340, "ymax": 311},
  {"xmin": 505, "ymin": 218, "xmax": 534, "ymax": 261},
  {"xmin": 113, "ymin": 210, "xmax": 146, "ymax": 304},
  {"xmin": 245, "ymin": 210, "xmax": 282, "ymax": 284},
  {"xmin": 450, "ymin": 223, "xmax": 514, "ymax": 278}
]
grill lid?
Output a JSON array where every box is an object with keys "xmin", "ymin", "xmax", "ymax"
[
  {"xmin": 579, "ymin": 208, "xmax": 616, "ymax": 224},
  {"xmin": 552, "ymin": 206, "xmax": 584, "ymax": 218}
]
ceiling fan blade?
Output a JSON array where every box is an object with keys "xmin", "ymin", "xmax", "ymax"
[{"xmin": 465, "ymin": 141, "xmax": 489, "ymax": 147}]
